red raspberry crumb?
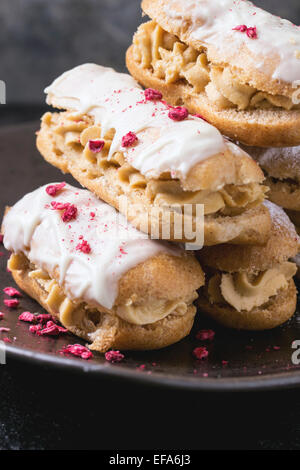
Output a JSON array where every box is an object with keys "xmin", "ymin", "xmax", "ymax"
[
  {"xmin": 88, "ymin": 139, "xmax": 105, "ymax": 153},
  {"xmin": 168, "ymin": 106, "xmax": 189, "ymax": 121},
  {"xmin": 76, "ymin": 239, "xmax": 91, "ymax": 254},
  {"xmin": 0, "ymin": 312, "xmax": 3, "ymax": 320},
  {"xmin": 232, "ymin": 24, "xmax": 248, "ymax": 32},
  {"xmin": 37, "ymin": 324, "xmax": 60, "ymax": 336},
  {"xmin": 51, "ymin": 201, "xmax": 70, "ymax": 211},
  {"xmin": 3, "ymin": 287, "xmax": 22, "ymax": 297},
  {"xmin": 105, "ymin": 350, "xmax": 125, "ymax": 363},
  {"xmin": 61, "ymin": 204, "xmax": 77, "ymax": 222},
  {"xmin": 90, "ymin": 212, "xmax": 95, "ymax": 218},
  {"xmin": 3, "ymin": 337, "xmax": 12, "ymax": 343},
  {"xmin": 193, "ymin": 346, "xmax": 209, "ymax": 360},
  {"xmin": 122, "ymin": 131, "xmax": 138, "ymax": 147},
  {"xmin": 0, "ymin": 327, "xmax": 10, "ymax": 332},
  {"xmin": 19, "ymin": 312, "xmax": 36, "ymax": 323},
  {"xmin": 60, "ymin": 344, "xmax": 93, "ymax": 360},
  {"xmin": 29, "ymin": 324, "xmax": 43, "ymax": 334},
  {"xmin": 36, "ymin": 313, "xmax": 56, "ymax": 324},
  {"xmin": 144, "ymin": 88, "xmax": 163, "ymax": 101},
  {"xmin": 46, "ymin": 182, "xmax": 66, "ymax": 197},
  {"xmin": 246, "ymin": 26, "xmax": 257, "ymax": 39},
  {"xmin": 4, "ymin": 299, "xmax": 19, "ymax": 308},
  {"xmin": 0, "ymin": 234, "xmax": 3, "ymax": 244},
  {"xmin": 196, "ymin": 329, "xmax": 215, "ymax": 341}
]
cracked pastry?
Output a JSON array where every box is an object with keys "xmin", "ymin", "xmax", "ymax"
[
  {"xmin": 2, "ymin": 183, "xmax": 204, "ymax": 352},
  {"xmin": 126, "ymin": 0, "xmax": 300, "ymax": 147},
  {"xmin": 196, "ymin": 201, "xmax": 299, "ymax": 330},
  {"xmin": 37, "ymin": 63, "xmax": 271, "ymax": 247}
]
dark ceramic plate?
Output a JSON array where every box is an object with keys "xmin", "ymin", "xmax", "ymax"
[{"xmin": 1, "ymin": 122, "xmax": 300, "ymax": 392}]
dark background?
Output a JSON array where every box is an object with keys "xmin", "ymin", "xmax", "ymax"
[{"xmin": 1, "ymin": 0, "xmax": 300, "ymax": 451}]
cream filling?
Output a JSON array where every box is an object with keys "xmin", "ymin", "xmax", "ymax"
[
  {"xmin": 9, "ymin": 254, "xmax": 193, "ymax": 327},
  {"xmin": 133, "ymin": 21, "xmax": 300, "ymax": 112},
  {"xmin": 208, "ymin": 262, "xmax": 297, "ymax": 312},
  {"xmin": 50, "ymin": 112, "xmax": 266, "ymax": 217}
]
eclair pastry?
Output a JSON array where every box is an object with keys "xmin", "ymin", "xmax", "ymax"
[
  {"xmin": 37, "ymin": 63, "xmax": 271, "ymax": 247},
  {"xmin": 2, "ymin": 183, "xmax": 204, "ymax": 352},
  {"xmin": 197, "ymin": 202, "xmax": 299, "ymax": 330},
  {"xmin": 127, "ymin": 0, "xmax": 300, "ymax": 147}
]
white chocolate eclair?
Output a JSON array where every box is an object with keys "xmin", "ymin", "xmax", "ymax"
[
  {"xmin": 37, "ymin": 64, "xmax": 271, "ymax": 247},
  {"xmin": 197, "ymin": 202, "xmax": 299, "ymax": 330},
  {"xmin": 2, "ymin": 183, "xmax": 204, "ymax": 352},
  {"xmin": 127, "ymin": 0, "xmax": 300, "ymax": 147}
]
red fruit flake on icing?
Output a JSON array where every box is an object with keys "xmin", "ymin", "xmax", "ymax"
[
  {"xmin": 19, "ymin": 312, "xmax": 36, "ymax": 323},
  {"xmin": 193, "ymin": 346, "xmax": 209, "ymax": 360},
  {"xmin": 61, "ymin": 204, "xmax": 77, "ymax": 222},
  {"xmin": 246, "ymin": 27, "xmax": 258, "ymax": 39},
  {"xmin": 168, "ymin": 106, "xmax": 189, "ymax": 121},
  {"xmin": 0, "ymin": 327, "xmax": 10, "ymax": 332},
  {"xmin": 90, "ymin": 212, "xmax": 95, "ymax": 218},
  {"xmin": 88, "ymin": 139, "xmax": 105, "ymax": 153},
  {"xmin": 46, "ymin": 182, "xmax": 66, "ymax": 197},
  {"xmin": 60, "ymin": 344, "xmax": 93, "ymax": 360},
  {"xmin": 232, "ymin": 24, "xmax": 248, "ymax": 32},
  {"xmin": 233, "ymin": 24, "xmax": 257, "ymax": 39},
  {"xmin": 105, "ymin": 350, "xmax": 125, "ymax": 363},
  {"xmin": 122, "ymin": 131, "xmax": 138, "ymax": 148},
  {"xmin": 3, "ymin": 287, "xmax": 22, "ymax": 297},
  {"xmin": 51, "ymin": 201, "xmax": 78, "ymax": 222},
  {"xmin": 196, "ymin": 329, "xmax": 215, "ymax": 341},
  {"xmin": 76, "ymin": 239, "xmax": 91, "ymax": 254},
  {"xmin": 119, "ymin": 247, "xmax": 127, "ymax": 255},
  {"xmin": 0, "ymin": 234, "xmax": 3, "ymax": 244},
  {"xmin": 4, "ymin": 299, "xmax": 19, "ymax": 308},
  {"xmin": 144, "ymin": 88, "xmax": 163, "ymax": 101}
]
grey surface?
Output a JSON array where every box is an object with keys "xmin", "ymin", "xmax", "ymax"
[{"xmin": 0, "ymin": 0, "xmax": 299, "ymax": 105}]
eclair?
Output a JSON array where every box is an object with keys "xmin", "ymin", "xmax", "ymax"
[
  {"xmin": 37, "ymin": 63, "xmax": 271, "ymax": 247},
  {"xmin": 127, "ymin": 0, "xmax": 300, "ymax": 147},
  {"xmin": 2, "ymin": 183, "xmax": 204, "ymax": 352},
  {"xmin": 244, "ymin": 146, "xmax": 300, "ymax": 231},
  {"xmin": 197, "ymin": 201, "xmax": 299, "ymax": 330}
]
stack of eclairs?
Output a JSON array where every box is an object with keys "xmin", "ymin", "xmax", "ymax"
[{"xmin": 2, "ymin": 0, "xmax": 300, "ymax": 353}]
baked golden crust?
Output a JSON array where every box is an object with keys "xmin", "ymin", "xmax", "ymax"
[
  {"xmin": 198, "ymin": 279, "xmax": 297, "ymax": 330},
  {"xmin": 264, "ymin": 178, "xmax": 300, "ymax": 212},
  {"xmin": 196, "ymin": 204, "xmax": 300, "ymax": 273},
  {"xmin": 127, "ymin": 45, "xmax": 300, "ymax": 147},
  {"xmin": 37, "ymin": 112, "xmax": 271, "ymax": 246},
  {"xmin": 10, "ymin": 255, "xmax": 198, "ymax": 352}
]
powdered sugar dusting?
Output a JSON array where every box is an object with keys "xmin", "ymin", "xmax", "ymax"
[
  {"xmin": 264, "ymin": 200, "xmax": 299, "ymax": 240},
  {"xmin": 247, "ymin": 146, "xmax": 300, "ymax": 180}
]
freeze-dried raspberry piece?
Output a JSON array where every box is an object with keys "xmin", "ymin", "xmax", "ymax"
[
  {"xmin": 232, "ymin": 24, "xmax": 248, "ymax": 32},
  {"xmin": 246, "ymin": 27, "xmax": 257, "ymax": 39},
  {"xmin": 196, "ymin": 329, "xmax": 215, "ymax": 341},
  {"xmin": 122, "ymin": 131, "xmax": 138, "ymax": 147},
  {"xmin": 193, "ymin": 346, "xmax": 209, "ymax": 360},
  {"xmin": 4, "ymin": 299, "xmax": 19, "ymax": 308},
  {"xmin": 168, "ymin": 106, "xmax": 189, "ymax": 121},
  {"xmin": 89, "ymin": 140, "xmax": 105, "ymax": 153},
  {"xmin": 3, "ymin": 337, "xmax": 12, "ymax": 343},
  {"xmin": 144, "ymin": 88, "xmax": 163, "ymax": 101},
  {"xmin": 76, "ymin": 239, "xmax": 91, "ymax": 254},
  {"xmin": 51, "ymin": 201, "xmax": 70, "ymax": 211},
  {"xmin": 3, "ymin": 287, "xmax": 22, "ymax": 298},
  {"xmin": 37, "ymin": 324, "xmax": 60, "ymax": 336},
  {"xmin": 60, "ymin": 344, "xmax": 93, "ymax": 360},
  {"xmin": 61, "ymin": 204, "xmax": 77, "ymax": 222},
  {"xmin": 36, "ymin": 313, "xmax": 55, "ymax": 324},
  {"xmin": 105, "ymin": 350, "xmax": 124, "ymax": 363},
  {"xmin": 46, "ymin": 182, "xmax": 66, "ymax": 197},
  {"xmin": 19, "ymin": 312, "xmax": 36, "ymax": 323},
  {"xmin": 29, "ymin": 324, "xmax": 43, "ymax": 334}
]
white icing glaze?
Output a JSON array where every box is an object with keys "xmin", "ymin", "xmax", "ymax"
[
  {"xmin": 165, "ymin": 0, "xmax": 300, "ymax": 83},
  {"xmin": 3, "ymin": 184, "xmax": 177, "ymax": 310},
  {"xmin": 45, "ymin": 63, "xmax": 227, "ymax": 179}
]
